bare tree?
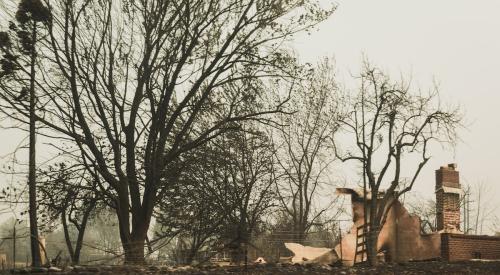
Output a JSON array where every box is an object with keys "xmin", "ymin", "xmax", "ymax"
[
  {"xmin": 220, "ymin": 127, "xmax": 277, "ymax": 264},
  {"xmin": 334, "ymin": 62, "xmax": 462, "ymax": 265},
  {"xmin": 155, "ymin": 125, "xmax": 276, "ymax": 264},
  {"xmin": 37, "ymin": 162, "xmax": 101, "ymax": 264},
  {"xmin": 0, "ymin": 0, "xmax": 335, "ymax": 263},
  {"xmin": 154, "ymin": 141, "xmax": 231, "ymax": 265},
  {"xmin": 464, "ymin": 181, "xmax": 495, "ymax": 235},
  {"xmin": 273, "ymin": 60, "xmax": 343, "ymax": 243}
]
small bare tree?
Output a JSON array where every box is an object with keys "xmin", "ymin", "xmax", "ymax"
[
  {"xmin": 334, "ymin": 62, "xmax": 462, "ymax": 265},
  {"xmin": 38, "ymin": 162, "xmax": 101, "ymax": 264},
  {"xmin": 465, "ymin": 181, "xmax": 495, "ymax": 235}
]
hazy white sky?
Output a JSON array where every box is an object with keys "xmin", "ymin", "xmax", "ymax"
[
  {"xmin": 0, "ymin": 0, "xmax": 499, "ymax": 232},
  {"xmin": 294, "ymin": 0, "xmax": 500, "ymax": 232}
]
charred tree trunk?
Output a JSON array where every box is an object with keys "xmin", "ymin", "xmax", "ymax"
[
  {"xmin": 185, "ymin": 243, "xmax": 202, "ymax": 265},
  {"xmin": 71, "ymin": 229, "xmax": 85, "ymax": 264},
  {"xmin": 295, "ymin": 226, "xmax": 306, "ymax": 244},
  {"xmin": 117, "ymin": 200, "xmax": 151, "ymax": 265},
  {"xmin": 366, "ymin": 226, "xmax": 380, "ymax": 266},
  {"xmin": 61, "ymin": 208, "xmax": 93, "ymax": 264},
  {"xmin": 366, "ymin": 191, "xmax": 380, "ymax": 266},
  {"xmin": 28, "ymin": 22, "xmax": 41, "ymax": 268},
  {"xmin": 72, "ymin": 203, "xmax": 94, "ymax": 264},
  {"xmin": 60, "ymin": 196, "xmax": 96, "ymax": 265},
  {"xmin": 185, "ymin": 252, "xmax": 195, "ymax": 265},
  {"xmin": 61, "ymin": 211, "xmax": 74, "ymax": 263},
  {"xmin": 122, "ymin": 235, "xmax": 147, "ymax": 265}
]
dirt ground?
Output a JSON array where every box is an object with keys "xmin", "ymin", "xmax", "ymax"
[
  {"xmin": 183, "ymin": 261, "xmax": 499, "ymax": 274},
  {"xmin": 6, "ymin": 261, "xmax": 500, "ymax": 274}
]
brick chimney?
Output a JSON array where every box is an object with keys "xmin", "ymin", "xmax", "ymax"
[{"xmin": 435, "ymin": 164, "xmax": 462, "ymax": 232}]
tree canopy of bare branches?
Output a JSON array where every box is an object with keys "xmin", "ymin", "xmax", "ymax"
[{"xmin": 0, "ymin": 0, "xmax": 335, "ymax": 263}]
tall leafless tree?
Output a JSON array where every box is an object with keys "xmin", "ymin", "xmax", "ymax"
[
  {"xmin": 273, "ymin": 60, "xmax": 343, "ymax": 243},
  {"xmin": 334, "ymin": 62, "xmax": 462, "ymax": 265}
]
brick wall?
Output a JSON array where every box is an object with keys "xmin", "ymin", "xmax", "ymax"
[{"xmin": 441, "ymin": 234, "xmax": 500, "ymax": 261}]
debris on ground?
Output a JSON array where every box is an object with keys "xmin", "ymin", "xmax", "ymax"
[
  {"xmin": 6, "ymin": 261, "xmax": 500, "ymax": 274},
  {"xmin": 284, "ymin": 242, "xmax": 338, "ymax": 264},
  {"xmin": 253, "ymin": 257, "xmax": 266, "ymax": 264}
]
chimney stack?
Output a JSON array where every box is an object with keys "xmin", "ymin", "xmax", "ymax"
[{"xmin": 435, "ymin": 164, "xmax": 462, "ymax": 232}]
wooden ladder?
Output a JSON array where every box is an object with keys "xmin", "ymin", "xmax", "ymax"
[{"xmin": 354, "ymin": 223, "xmax": 369, "ymax": 264}]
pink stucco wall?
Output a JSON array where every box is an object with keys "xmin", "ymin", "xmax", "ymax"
[{"xmin": 335, "ymin": 198, "xmax": 441, "ymax": 266}]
